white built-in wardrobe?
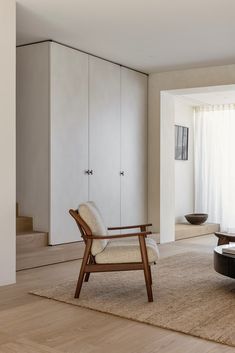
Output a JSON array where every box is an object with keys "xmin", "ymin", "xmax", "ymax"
[{"xmin": 16, "ymin": 41, "xmax": 148, "ymax": 244}]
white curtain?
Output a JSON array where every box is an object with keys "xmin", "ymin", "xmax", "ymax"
[{"xmin": 194, "ymin": 104, "xmax": 235, "ymax": 232}]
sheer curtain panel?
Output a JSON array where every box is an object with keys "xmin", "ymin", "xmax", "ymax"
[{"xmin": 194, "ymin": 104, "xmax": 235, "ymax": 232}]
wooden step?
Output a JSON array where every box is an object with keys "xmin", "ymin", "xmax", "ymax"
[
  {"xmin": 175, "ymin": 223, "xmax": 220, "ymax": 240},
  {"xmin": 16, "ymin": 232, "xmax": 48, "ymax": 252},
  {"xmin": 16, "ymin": 216, "xmax": 33, "ymax": 233},
  {"xmin": 16, "ymin": 241, "xmax": 84, "ymax": 271}
]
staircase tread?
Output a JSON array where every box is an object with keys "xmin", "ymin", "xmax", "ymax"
[
  {"xmin": 17, "ymin": 242, "xmax": 82, "ymax": 256},
  {"xmin": 16, "ymin": 231, "xmax": 47, "ymax": 236},
  {"xmin": 16, "ymin": 216, "xmax": 33, "ymax": 220},
  {"xmin": 16, "ymin": 241, "xmax": 84, "ymax": 270}
]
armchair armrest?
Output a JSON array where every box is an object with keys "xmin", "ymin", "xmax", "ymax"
[
  {"xmin": 108, "ymin": 223, "xmax": 152, "ymax": 231},
  {"xmin": 86, "ymin": 231, "xmax": 151, "ymax": 240}
]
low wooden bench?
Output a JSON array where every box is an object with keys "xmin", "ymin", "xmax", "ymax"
[{"xmin": 214, "ymin": 232, "xmax": 235, "ymax": 246}]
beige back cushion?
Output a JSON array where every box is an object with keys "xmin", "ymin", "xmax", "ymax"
[{"xmin": 78, "ymin": 201, "xmax": 108, "ymax": 255}]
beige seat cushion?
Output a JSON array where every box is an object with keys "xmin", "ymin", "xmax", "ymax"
[
  {"xmin": 79, "ymin": 201, "xmax": 108, "ymax": 256},
  {"xmin": 95, "ymin": 237, "xmax": 159, "ymax": 264}
]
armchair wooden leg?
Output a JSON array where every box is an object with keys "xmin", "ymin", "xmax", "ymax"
[
  {"xmin": 84, "ymin": 272, "xmax": 90, "ymax": 283},
  {"xmin": 84, "ymin": 255, "xmax": 94, "ymax": 282},
  {"xmin": 75, "ymin": 239, "xmax": 92, "ymax": 298},
  {"xmin": 148, "ymin": 265, "xmax": 152, "ymax": 286},
  {"xmin": 139, "ymin": 236, "xmax": 153, "ymax": 302}
]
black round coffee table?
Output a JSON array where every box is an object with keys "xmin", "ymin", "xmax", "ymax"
[{"xmin": 214, "ymin": 245, "xmax": 235, "ymax": 279}]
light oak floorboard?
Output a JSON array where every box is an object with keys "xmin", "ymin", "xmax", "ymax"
[{"xmin": 0, "ymin": 234, "xmax": 234, "ymax": 353}]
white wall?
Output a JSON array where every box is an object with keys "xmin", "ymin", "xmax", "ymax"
[
  {"xmin": 174, "ymin": 97, "xmax": 194, "ymax": 223},
  {"xmin": 148, "ymin": 63, "xmax": 235, "ymax": 237},
  {"xmin": 17, "ymin": 43, "xmax": 50, "ymax": 232},
  {"xmin": 0, "ymin": 0, "xmax": 16, "ymax": 285},
  {"xmin": 160, "ymin": 92, "xmax": 175, "ymax": 242}
]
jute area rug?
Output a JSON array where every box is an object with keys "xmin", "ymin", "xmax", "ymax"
[{"xmin": 30, "ymin": 252, "xmax": 235, "ymax": 347}]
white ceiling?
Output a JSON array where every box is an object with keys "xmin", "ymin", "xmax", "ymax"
[
  {"xmin": 181, "ymin": 90, "xmax": 235, "ymax": 106},
  {"xmin": 169, "ymin": 85, "xmax": 235, "ymax": 106},
  {"xmin": 16, "ymin": 0, "xmax": 235, "ymax": 73}
]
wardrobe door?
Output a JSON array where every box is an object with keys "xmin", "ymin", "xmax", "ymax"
[
  {"xmin": 50, "ymin": 43, "xmax": 89, "ymax": 244},
  {"xmin": 89, "ymin": 56, "xmax": 121, "ymax": 227},
  {"xmin": 121, "ymin": 68, "xmax": 148, "ymax": 226}
]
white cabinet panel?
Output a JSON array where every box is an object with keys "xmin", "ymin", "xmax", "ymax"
[
  {"xmin": 50, "ymin": 43, "xmax": 89, "ymax": 244},
  {"xmin": 121, "ymin": 68, "xmax": 148, "ymax": 226},
  {"xmin": 89, "ymin": 56, "xmax": 121, "ymax": 227}
]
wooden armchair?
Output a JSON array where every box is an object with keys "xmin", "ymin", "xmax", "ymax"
[{"xmin": 69, "ymin": 201, "xmax": 159, "ymax": 302}]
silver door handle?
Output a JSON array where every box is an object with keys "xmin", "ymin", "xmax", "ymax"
[{"xmin": 85, "ymin": 169, "xmax": 94, "ymax": 175}]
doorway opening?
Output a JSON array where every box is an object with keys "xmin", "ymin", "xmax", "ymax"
[{"xmin": 160, "ymin": 84, "xmax": 235, "ymax": 243}]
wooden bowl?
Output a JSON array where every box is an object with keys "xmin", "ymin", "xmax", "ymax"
[{"xmin": 185, "ymin": 213, "xmax": 208, "ymax": 225}]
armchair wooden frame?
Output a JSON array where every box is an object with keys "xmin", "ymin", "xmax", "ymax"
[{"xmin": 69, "ymin": 209, "xmax": 154, "ymax": 302}]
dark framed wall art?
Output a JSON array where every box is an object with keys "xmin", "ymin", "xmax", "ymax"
[{"xmin": 175, "ymin": 125, "xmax": 189, "ymax": 160}]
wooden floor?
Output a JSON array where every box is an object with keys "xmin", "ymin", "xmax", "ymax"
[{"xmin": 0, "ymin": 234, "xmax": 234, "ymax": 353}]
